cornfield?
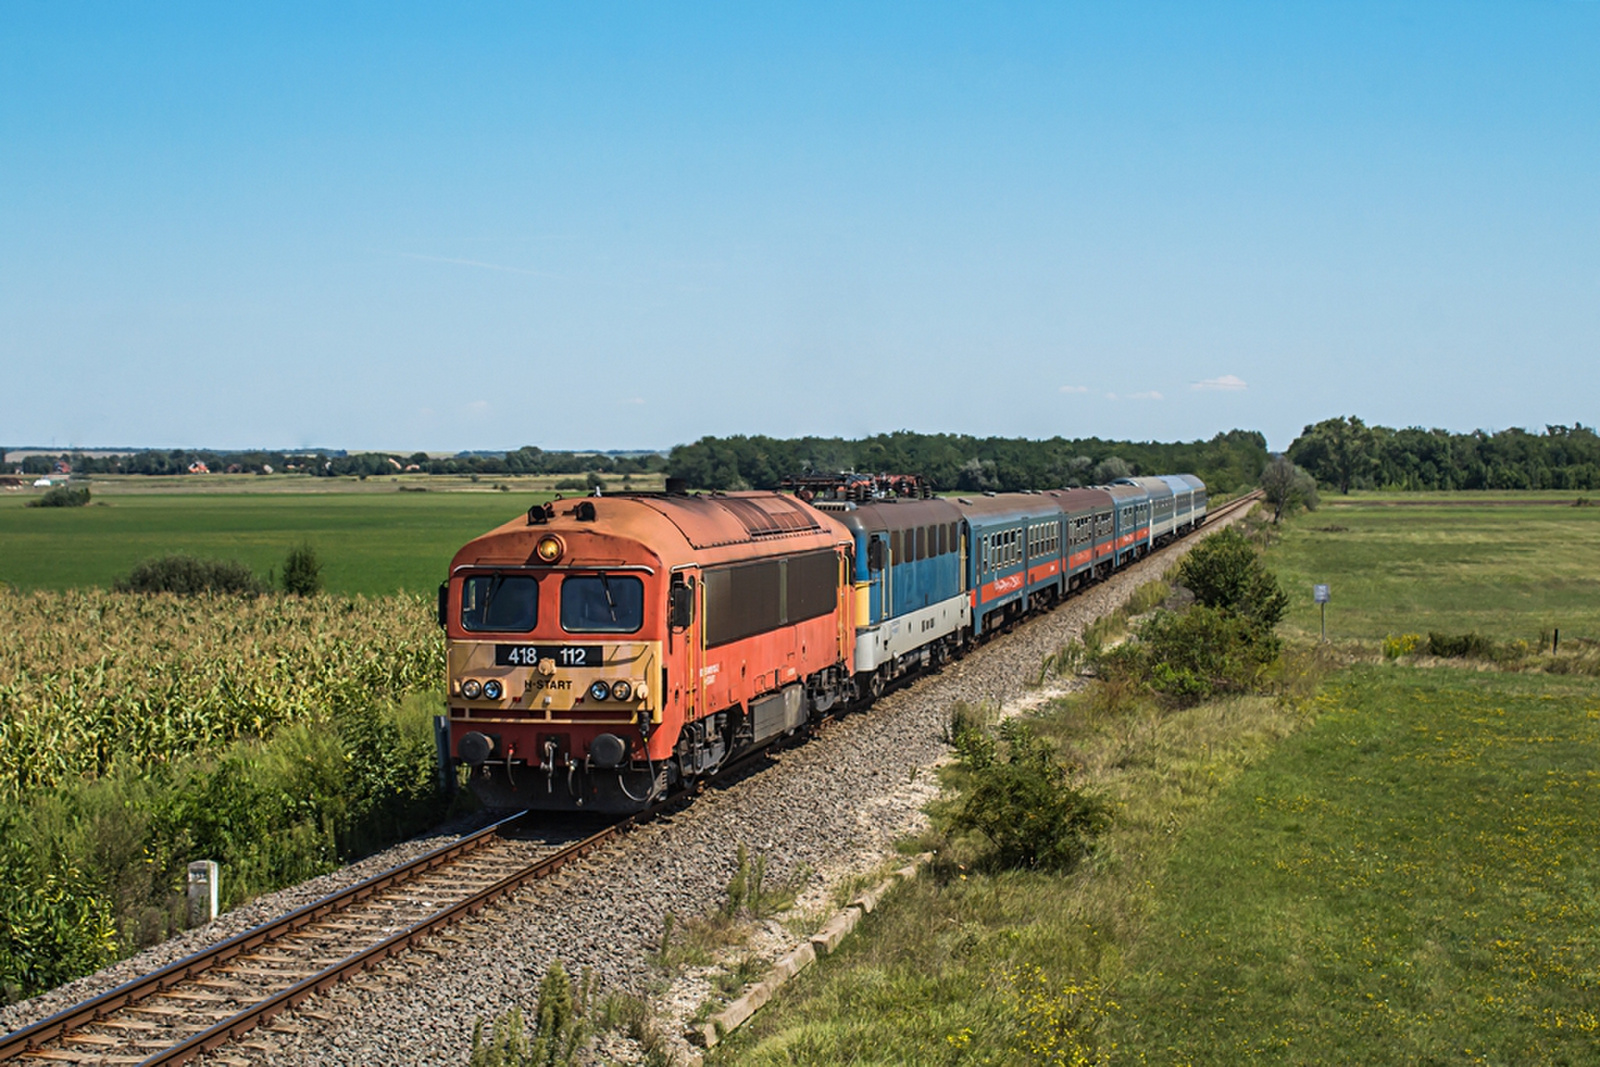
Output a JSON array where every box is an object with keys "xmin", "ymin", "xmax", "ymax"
[{"xmin": 0, "ymin": 588, "xmax": 441, "ymax": 805}]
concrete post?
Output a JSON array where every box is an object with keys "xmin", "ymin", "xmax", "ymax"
[{"xmin": 187, "ymin": 860, "xmax": 219, "ymax": 926}]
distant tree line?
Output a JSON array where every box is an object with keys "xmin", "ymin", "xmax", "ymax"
[
  {"xmin": 1287, "ymin": 417, "xmax": 1600, "ymax": 493},
  {"xmin": 665, "ymin": 429, "xmax": 1271, "ymax": 494},
  {"xmin": 9, "ymin": 447, "xmax": 667, "ymax": 479}
]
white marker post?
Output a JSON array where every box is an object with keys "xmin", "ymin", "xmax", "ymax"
[
  {"xmin": 1314, "ymin": 584, "xmax": 1330, "ymax": 642},
  {"xmin": 187, "ymin": 860, "xmax": 219, "ymax": 926}
]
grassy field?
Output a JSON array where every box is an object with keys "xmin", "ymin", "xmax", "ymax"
[
  {"xmin": 714, "ymin": 499, "xmax": 1600, "ymax": 1064},
  {"xmin": 0, "ymin": 487, "xmax": 544, "ymax": 595},
  {"xmin": 1116, "ymin": 665, "xmax": 1600, "ymax": 1064},
  {"xmin": 720, "ymin": 665, "xmax": 1600, "ymax": 1065},
  {"xmin": 1268, "ymin": 492, "xmax": 1600, "ymax": 644}
]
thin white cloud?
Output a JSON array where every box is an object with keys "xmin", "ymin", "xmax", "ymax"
[
  {"xmin": 1129, "ymin": 391, "xmax": 1164, "ymax": 401},
  {"xmin": 1105, "ymin": 392, "xmax": 1118, "ymax": 400},
  {"xmin": 400, "ymin": 252, "xmax": 556, "ymax": 278},
  {"xmin": 1059, "ymin": 385, "xmax": 1089, "ymax": 394},
  {"xmin": 1191, "ymin": 374, "xmax": 1248, "ymax": 391},
  {"xmin": 622, "ymin": 397, "xmax": 646, "ymax": 405}
]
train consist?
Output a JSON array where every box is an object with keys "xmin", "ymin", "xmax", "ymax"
[{"xmin": 437, "ymin": 473, "xmax": 1206, "ymax": 812}]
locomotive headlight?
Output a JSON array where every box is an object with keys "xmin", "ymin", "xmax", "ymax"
[
  {"xmin": 535, "ymin": 535, "xmax": 564, "ymax": 563},
  {"xmin": 610, "ymin": 680, "xmax": 633, "ymax": 702},
  {"xmin": 461, "ymin": 679, "xmax": 483, "ymax": 699},
  {"xmin": 483, "ymin": 679, "xmax": 504, "ymax": 700},
  {"xmin": 588, "ymin": 680, "xmax": 612, "ymax": 702}
]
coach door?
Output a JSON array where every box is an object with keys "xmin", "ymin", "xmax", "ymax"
[{"xmin": 669, "ymin": 569, "xmax": 702, "ymax": 724}]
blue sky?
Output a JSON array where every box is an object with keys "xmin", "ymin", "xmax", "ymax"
[{"xmin": 3, "ymin": 2, "xmax": 1596, "ymax": 453}]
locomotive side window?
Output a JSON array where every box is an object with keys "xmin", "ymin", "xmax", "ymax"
[
  {"xmin": 703, "ymin": 551, "xmax": 839, "ymax": 647},
  {"xmin": 705, "ymin": 561, "xmax": 781, "ymax": 646},
  {"xmin": 461, "ymin": 574, "xmax": 540, "ymax": 633},
  {"xmin": 786, "ymin": 550, "xmax": 839, "ymax": 624},
  {"xmin": 916, "ymin": 527, "xmax": 926, "ymax": 561},
  {"xmin": 561, "ymin": 575, "xmax": 644, "ymax": 633}
]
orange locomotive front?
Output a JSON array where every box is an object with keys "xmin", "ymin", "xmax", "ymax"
[{"xmin": 441, "ymin": 491, "xmax": 856, "ymax": 812}]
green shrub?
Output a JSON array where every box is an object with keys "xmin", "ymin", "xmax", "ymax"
[
  {"xmin": 114, "ymin": 555, "xmax": 267, "ymax": 596},
  {"xmin": 1176, "ymin": 527, "xmax": 1288, "ymax": 631},
  {"xmin": 552, "ymin": 478, "xmax": 588, "ymax": 491},
  {"xmin": 1426, "ymin": 631, "xmax": 1497, "ymax": 660},
  {"xmin": 281, "ymin": 542, "xmax": 322, "ymax": 596},
  {"xmin": 1101, "ymin": 605, "xmax": 1279, "ymax": 705},
  {"xmin": 0, "ymin": 811, "xmax": 117, "ymax": 1003},
  {"xmin": 0, "ymin": 694, "xmax": 445, "ymax": 1001},
  {"xmin": 1382, "ymin": 633, "xmax": 1422, "ymax": 659},
  {"xmin": 946, "ymin": 721, "xmax": 1110, "ymax": 872},
  {"xmin": 469, "ymin": 961, "xmax": 591, "ymax": 1067},
  {"xmin": 25, "ymin": 486, "xmax": 90, "ymax": 508}
]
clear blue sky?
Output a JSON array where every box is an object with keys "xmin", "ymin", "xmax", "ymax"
[{"xmin": 3, "ymin": 2, "xmax": 1596, "ymax": 453}]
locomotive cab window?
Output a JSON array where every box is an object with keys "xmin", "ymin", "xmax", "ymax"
[
  {"xmin": 461, "ymin": 574, "xmax": 540, "ymax": 633},
  {"xmin": 560, "ymin": 574, "xmax": 644, "ymax": 633}
]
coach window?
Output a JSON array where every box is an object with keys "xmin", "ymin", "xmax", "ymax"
[
  {"xmin": 560, "ymin": 574, "xmax": 644, "ymax": 633},
  {"xmin": 461, "ymin": 574, "xmax": 539, "ymax": 632},
  {"xmin": 891, "ymin": 530, "xmax": 902, "ymax": 567}
]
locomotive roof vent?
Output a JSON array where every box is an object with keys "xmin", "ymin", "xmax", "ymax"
[{"xmin": 575, "ymin": 501, "xmax": 597, "ymax": 522}]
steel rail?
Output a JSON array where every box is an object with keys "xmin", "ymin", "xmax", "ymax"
[
  {"xmin": 143, "ymin": 820, "xmax": 629, "ymax": 1064},
  {"xmin": 0, "ymin": 809, "xmax": 536, "ymax": 1062}
]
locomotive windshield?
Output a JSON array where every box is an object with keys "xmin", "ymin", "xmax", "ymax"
[
  {"xmin": 460, "ymin": 573, "xmax": 540, "ymax": 632},
  {"xmin": 561, "ymin": 574, "xmax": 644, "ymax": 633}
]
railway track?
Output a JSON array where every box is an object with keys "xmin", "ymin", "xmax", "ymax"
[
  {"xmin": 1, "ymin": 492, "xmax": 1261, "ymax": 1066},
  {"xmin": 0, "ymin": 812, "xmax": 622, "ymax": 1066}
]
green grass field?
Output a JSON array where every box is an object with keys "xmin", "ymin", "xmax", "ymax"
[
  {"xmin": 1268, "ymin": 493, "xmax": 1600, "ymax": 644},
  {"xmin": 1116, "ymin": 666, "xmax": 1600, "ymax": 1064},
  {"xmin": 0, "ymin": 489, "xmax": 546, "ymax": 596}
]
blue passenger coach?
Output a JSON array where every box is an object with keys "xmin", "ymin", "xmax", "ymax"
[
  {"xmin": 813, "ymin": 495, "xmax": 970, "ymax": 698},
  {"xmin": 951, "ymin": 492, "xmax": 1068, "ymax": 637}
]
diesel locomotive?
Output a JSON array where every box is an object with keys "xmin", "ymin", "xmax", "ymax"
[{"xmin": 438, "ymin": 473, "xmax": 1205, "ymax": 812}]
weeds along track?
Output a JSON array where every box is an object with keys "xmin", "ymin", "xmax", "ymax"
[
  {"xmin": 1, "ymin": 494, "xmax": 1261, "ymax": 1065},
  {"xmin": 0, "ymin": 812, "xmax": 625, "ymax": 1066}
]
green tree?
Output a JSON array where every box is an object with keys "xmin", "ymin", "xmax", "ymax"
[
  {"xmin": 282, "ymin": 543, "xmax": 323, "ymax": 597},
  {"xmin": 1259, "ymin": 454, "xmax": 1319, "ymax": 523},
  {"xmin": 1287, "ymin": 415, "xmax": 1379, "ymax": 494},
  {"xmin": 1176, "ymin": 527, "xmax": 1288, "ymax": 631}
]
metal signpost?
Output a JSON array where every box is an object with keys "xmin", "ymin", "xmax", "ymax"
[{"xmin": 1313, "ymin": 583, "xmax": 1330, "ymax": 642}]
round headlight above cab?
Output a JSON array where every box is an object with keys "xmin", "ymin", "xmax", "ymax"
[
  {"xmin": 461, "ymin": 679, "xmax": 483, "ymax": 699},
  {"xmin": 535, "ymin": 535, "xmax": 564, "ymax": 563},
  {"xmin": 588, "ymin": 680, "xmax": 612, "ymax": 702},
  {"xmin": 610, "ymin": 680, "xmax": 633, "ymax": 701},
  {"xmin": 483, "ymin": 679, "xmax": 504, "ymax": 700}
]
